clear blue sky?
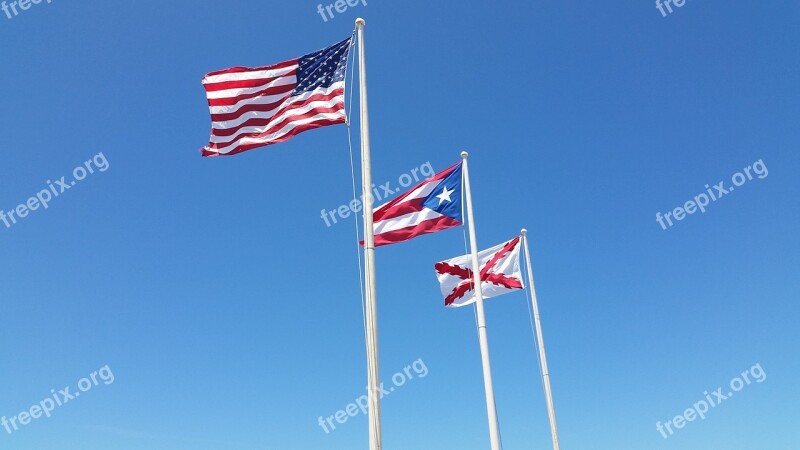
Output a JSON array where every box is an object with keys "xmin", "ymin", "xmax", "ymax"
[{"xmin": 1, "ymin": 1, "xmax": 798, "ymax": 449}]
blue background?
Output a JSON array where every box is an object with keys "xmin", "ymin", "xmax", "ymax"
[{"xmin": 0, "ymin": 1, "xmax": 798, "ymax": 449}]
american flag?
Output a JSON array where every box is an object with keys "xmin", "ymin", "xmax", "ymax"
[
  {"xmin": 201, "ymin": 37, "xmax": 351, "ymax": 157},
  {"xmin": 434, "ymin": 237, "xmax": 524, "ymax": 307}
]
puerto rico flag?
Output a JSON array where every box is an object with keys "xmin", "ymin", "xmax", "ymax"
[
  {"xmin": 371, "ymin": 162, "xmax": 463, "ymax": 247},
  {"xmin": 434, "ymin": 237, "xmax": 524, "ymax": 307}
]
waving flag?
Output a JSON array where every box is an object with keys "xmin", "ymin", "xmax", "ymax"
[
  {"xmin": 434, "ymin": 237, "xmax": 524, "ymax": 307},
  {"xmin": 372, "ymin": 162, "xmax": 463, "ymax": 247},
  {"xmin": 201, "ymin": 37, "xmax": 351, "ymax": 157}
]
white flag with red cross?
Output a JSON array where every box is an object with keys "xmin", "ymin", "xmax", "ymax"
[{"xmin": 434, "ymin": 236, "xmax": 525, "ymax": 308}]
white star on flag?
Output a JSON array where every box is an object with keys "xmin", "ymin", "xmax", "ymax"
[{"xmin": 436, "ymin": 186, "xmax": 454, "ymax": 205}]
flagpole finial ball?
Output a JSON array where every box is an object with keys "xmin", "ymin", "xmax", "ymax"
[
  {"xmin": 521, "ymin": 228, "xmax": 527, "ymax": 235},
  {"xmin": 356, "ymin": 18, "xmax": 366, "ymax": 27},
  {"xmin": 461, "ymin": 151, "xmax": 468, "ymax": 159}
]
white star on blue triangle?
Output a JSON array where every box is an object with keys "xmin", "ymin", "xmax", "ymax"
[{"xmin": 421, "ymin": 163, "xmax": 463, "ymax": 222}]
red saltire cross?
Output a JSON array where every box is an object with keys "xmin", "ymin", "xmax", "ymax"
[{"xmin": 434, "ymin": 237, "xmax": 523, "ymax": 306}]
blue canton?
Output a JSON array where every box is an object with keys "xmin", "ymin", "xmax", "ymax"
[{"xmin": 294, "ymin": 37, "xmax": 351, "ymax": 96}]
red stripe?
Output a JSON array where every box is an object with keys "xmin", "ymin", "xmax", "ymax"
[
  {"xmin": 206, "ymin": 104, "xmax": 344, "ymax": 151},
  {"xmin": 203, "ymin": 58, "xmax": 298, "ymax": 78},
  {"xmin": 210, "ymin": 94, "xmax": 293, "ymax": 123},
  {"xmin": 207, "ymin": 83, "xmax": 295, "ymax": 108},
  {"xmin": 210, "ymin": 87, "xmax": 343, "ymax": 125},
  {"xmin": 372, "ymin": 162, "xmax": 461, "ymax": 222},
  {"xmin": 373, "ymin": 215, "xmax": 461, "ymax": 247},
  {"xmin": 208, "ymin": 90, "xmax": 344, "ymax": 145},
  {"xmin": 373, "ymin": 198, "xmax": 426, "ymax": 223},
  {"xmin": 201, "ymin": 117, "xmax": 345, "ymax": 157},
  {"xmin": 203, "ymin": 69, "xmax": 297, "ymax": 92}
]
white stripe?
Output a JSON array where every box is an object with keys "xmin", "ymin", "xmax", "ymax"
[
  {"xmin": 205, "ymin": 75, "xmax": 296, "ymax": 100},
  {"xmin": 404, "ymin": 181, "xmax": 439, "ymax": 202},
  {"xmin": 210, "ymin": 104, "xmax": 285, "ymax": 131},
  {"xmin": 209, "ymin": 80, "xmax": 343, "ymax": 118},
  {"xmin": 209, "ymin": 90, "xmax": 293, "ymax": 117},
  {"xmin": 206, "ymin": 110, "xmax": 345, "ymax": 155},
  {"xmin": 373, "ymin": 208, "xmax": 442, "ymax": 235},
  {"xmin": 373, "ymin": 179, "xmax": 440, "ymax": 212},
  {"xmin": 203, "ymin": 65, "xmax": 297, "ymax": 85},
  {"xmin": 210, "ymin": 84, "xmax": 344, "ymax": 131},
  {"xmin": 208, "ymin": 95, "xmax": 345, "ymax": 144}
]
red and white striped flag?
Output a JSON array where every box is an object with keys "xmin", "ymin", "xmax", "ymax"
[
  {"xmin": 371, "ymin": 162, "xmax": 463, "ymax": 247},
  {"xmin": 200, "ymin": 37, "xmax": 351, "ymax": 157},
  {"xmin": 434, "ymin": 237, "xmax": 524, "ymax": 307}
]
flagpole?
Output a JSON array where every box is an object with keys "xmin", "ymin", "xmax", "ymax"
[
  {"xmin": 521, "ymin": 229, "xmax": 561, "ymax": 450},
  {"xmin": 461, "ymin": 151, "xmax": 502, "ymax": 450},
  {"xmin": 356, "ymin": 18, "xmax": 383, "ymax": 450}
]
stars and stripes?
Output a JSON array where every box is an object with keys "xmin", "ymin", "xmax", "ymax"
[
  {"xmin": 371, "ymin": 162, "xmax": 463, "ymax": 247},
  {"xmin": 200, "ymin": 37, "xmax": 351, "ymax": 157},
  {"xmin": 434, "ymin": 237, "xmax": 524, "ymax": 307}
]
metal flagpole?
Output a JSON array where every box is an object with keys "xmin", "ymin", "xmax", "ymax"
[
  {"xmin": 355, "ymin": 18, "xmax": 383, "ymax": 450},
  {"xmin": 460, "ymin": 151, "xmax": 502, "ymax": 450},
  {"xmin": 521, "ymin": 229, "xmax": 561, "ymax": 450}
]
